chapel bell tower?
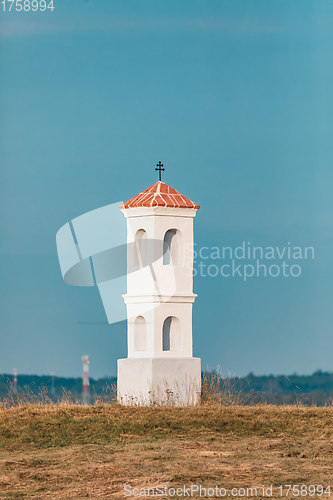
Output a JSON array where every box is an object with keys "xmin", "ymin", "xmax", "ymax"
[{"xmin": 117, "ymin": 163, "xmax": 201, "ymax": 405}]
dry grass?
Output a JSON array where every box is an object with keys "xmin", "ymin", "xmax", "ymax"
[{"xmin": 0, "ymin": 404, "xmax": 332, "ymax": 499}]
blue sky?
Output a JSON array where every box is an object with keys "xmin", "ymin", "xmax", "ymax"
[{"xmin": 1, "ymin": 0, "xmax": 333, "ymax": 378}]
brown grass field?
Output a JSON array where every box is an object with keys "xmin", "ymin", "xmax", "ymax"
[{"xmin": 0, "ymin": 404, "xmax": 332, "ymax": 499}]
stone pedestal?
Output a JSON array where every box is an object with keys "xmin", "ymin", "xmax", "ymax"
[{"xmin": 117, "ymin": 357, "xmax": 201, "ymax": 405}]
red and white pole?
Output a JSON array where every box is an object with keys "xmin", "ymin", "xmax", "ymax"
[{"xmin": 82, "ymin": 355, "xmax": 90, "ymax": 405}]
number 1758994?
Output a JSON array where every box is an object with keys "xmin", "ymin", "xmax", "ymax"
[{"xmin": 1, "ymin": 0, "xmax": 54, "ymax": 11}]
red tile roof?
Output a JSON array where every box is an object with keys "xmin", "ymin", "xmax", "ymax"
[{"xmin": 119, "ymin": 181, "xmax": 200, "ymax": 210}]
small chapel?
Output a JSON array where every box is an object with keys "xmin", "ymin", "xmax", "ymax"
[{"xmin": 117, "ymin": 163, "xmax": 201, "ymax": 405}]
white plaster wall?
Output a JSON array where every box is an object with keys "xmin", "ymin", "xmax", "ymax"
[
  {"xmin": 153, "ymin": 215, "xmax": 194, "ymax": 296},
  {"xmin": 118, "ymin": 205, "xmax": 200, "ymax": 406},
  {"xmin": 122, "ymin": 207, "xmax": 197, "ymax": 298},
  {"xmin": 117, "ymin": 358, "xmax": 153, "ymax": 405},
  {"xmin": 153, "ymin": 302, "xmax": 193, "ymax": 357},
  {"xmin": 126, "ymin": 215, "xmax": 156, "ymax": 296},
  {"xmin": 121, "ymin": 205, "xmax": 198, "ymax": 360},
  {"xmin": 126, "ymin": 303, "xmax": 155, "ymax": 358},
  {"xmin": 118, "ymin": 357, "xmax": 201, "ymax": 406},
  {"xmin": 126, "ymin": 301, "xmax": 193, "ymax": 358}
]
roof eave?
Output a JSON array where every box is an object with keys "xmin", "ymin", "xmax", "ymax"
[{"xmin": 119, "ymin": 206, "xmax": 199, "ymax": 218}]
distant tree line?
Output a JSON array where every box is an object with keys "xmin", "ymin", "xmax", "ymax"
[
  {"xmin": 202, "ymin": 370, "xmax": 333, "ymax": 406},
  {"xmin": 1, "ymin": 371, "xmax": 333, "ymax": 405},
  {"xmin": 0, "ymin": 374, "xmax": 117, "ymax": 403}
]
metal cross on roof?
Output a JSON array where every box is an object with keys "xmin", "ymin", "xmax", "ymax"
[{"xmin": 155, "ymin": 161, "xmax": 165, "ymax": 182}]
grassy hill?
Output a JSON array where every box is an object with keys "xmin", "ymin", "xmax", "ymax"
[{"xmin": 0, "ymin": 404, "xmax": 332, "ymax": 499}]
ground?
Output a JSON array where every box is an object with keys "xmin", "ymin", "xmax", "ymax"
[{"xmin": 0, "ymin": 405, "xmax": 332, "ymax": 499}]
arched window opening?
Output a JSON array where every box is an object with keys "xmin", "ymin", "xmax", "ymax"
[
  {"xmin": 162, "ymin": 316, "xmax": 181, "ymax": 351},
  {"xmin": 134, "ymin": 316, "xmax": 147, "ymax": 351},
  {"xmin": 163, "ymin": 229, "xmax": 183, "ymax": 265},
  {"xmin": 134, "ymin": 229, "xmax": 148, "ymax": 268}
]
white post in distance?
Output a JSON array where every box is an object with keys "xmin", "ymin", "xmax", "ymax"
[{"xmin": 82, "ymin": 355, "xmax": 90, "ymax": 405}]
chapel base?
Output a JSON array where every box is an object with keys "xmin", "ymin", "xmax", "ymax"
[{"xmin": 117, "ymin": 357, "xmax": 201, "ymax": 406}]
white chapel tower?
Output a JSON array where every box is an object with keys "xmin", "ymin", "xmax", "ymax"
[{"xmin": 117, "ymin": 165, "xmax": 201, "ymax": 405}]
